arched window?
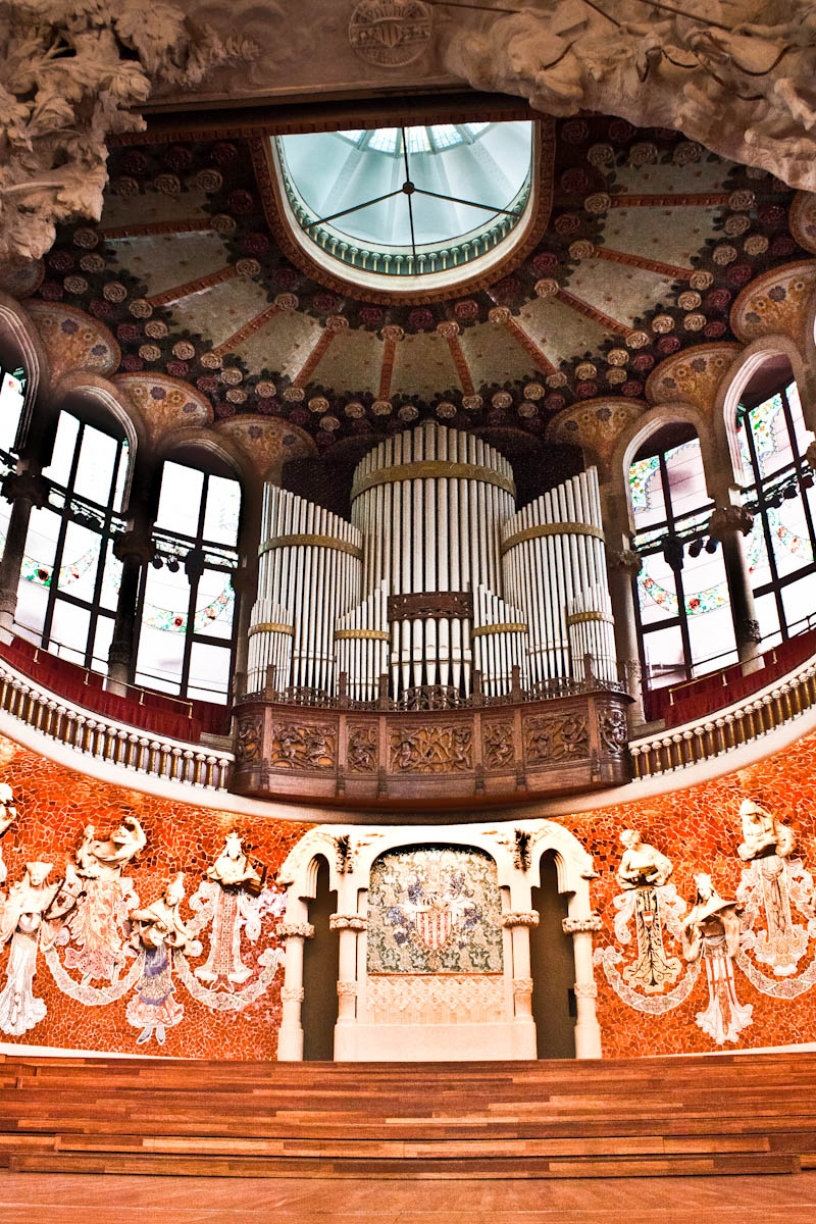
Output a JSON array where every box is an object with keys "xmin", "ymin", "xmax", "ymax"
[
  {"xmin": 16, "ymin": 402, "xmax": 128, "ymax": 668},
  {"xmin": 736, "ymin": 359, "xmax": 816, "ymax": 645},
  {"xmin": 629, "ymin": 424, "xmax": 737, "ymax": 688},
  {"xmin": 133, "ymin": 454, "xmax": 240, "ymax": 703},
  {"xmin": 0, "ymin": 361, "xmax": 26, "ymax": 564}
]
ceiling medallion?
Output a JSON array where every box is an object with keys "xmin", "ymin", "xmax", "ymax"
[{"xmin": 349, "ymin": 0, "xmax": 432, "ymax": 68}]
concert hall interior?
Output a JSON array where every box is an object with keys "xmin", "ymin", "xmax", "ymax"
[{"xmin": 4, "ymin": 1, "xmax": 816, "ymax": 1219}]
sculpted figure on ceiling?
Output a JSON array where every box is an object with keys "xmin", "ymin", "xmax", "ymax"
[
  {"xmin": 442, "ymin": 0, "xmax": 816, "ymax": 194},
  {"xmin": 0, "ymin": 1, "xmax": 256, "ymax": 262}
]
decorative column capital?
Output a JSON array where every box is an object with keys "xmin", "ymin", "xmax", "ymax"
[
  {"xmin": 607, "ymin": 548, "xmax": 642, "ymax": 577},
  {"xmin": 277, "ymin": 922, "xmax": 315, "ymax": 940},
  {"xmin": 708, "ymin": 504, "xmax": 753, "ymax": 539},
  {"xmin": 112, "ymin": 525, "xmax": 155, "ymax": 566},
  {"xmin": 329, "ymin": 913, "xmax": 367, "ymax": 932},
  {"xmin": 1, "ymin": 470, "xmax": 48, "ymax": 509},
  {"xmin": 562, "ymin": 914, "xmax": 602, "ymax": 934},
  {"xmin": 736, "ymin": 616, "xmax": 762, "ymax": 644},
  {"xmin": 512, "ymin": 977, "xmax": 535, "ymax": 995},
  {"xmin": 280, "ymin": 985, "xmax": 305, "ymax": 1003},
  {"xmin": 500, "ymin": 910, "xmax": 540, "ymax": 929},
  {"xmin": 573, "ymin": 981, "xmax": 598, "ymax": 999},
  {"xmin": 336, "ymin": 980, "xmax": 358, "ymax": 997}
]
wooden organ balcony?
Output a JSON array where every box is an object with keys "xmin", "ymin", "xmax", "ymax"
[{"xmin": 231, "ymin": 667, "xmax": 632, "ymax": 808}]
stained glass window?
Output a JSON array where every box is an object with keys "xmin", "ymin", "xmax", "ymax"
[
  {"xmin": 15, "ymin": 408, "xmax": 127, "ymax": 669},
  {"xmin": 630, "ymin": 432, "xmax": 736, "ymax": 687},
  {"xmin": 134, "ymin": 459, "xmax": 240, "ymax": 702},
  {"xmin": 738, "ymin": 378, "xmax": 816, "ymax": 645}
]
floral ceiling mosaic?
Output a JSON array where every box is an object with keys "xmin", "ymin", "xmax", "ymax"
[{"xmin": 6, "ymin": 115, "xmax": 810, "ymax": 458}]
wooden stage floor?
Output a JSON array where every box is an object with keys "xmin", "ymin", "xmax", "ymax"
[{"xmin": 2, "ymin": 1170, "xmax": 816, "ymax": 1223}]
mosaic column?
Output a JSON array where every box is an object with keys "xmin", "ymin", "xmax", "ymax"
[
  {"xmin": 500, "ymin": 910, "xmax": 539, "ymax": 1024},
  {"xmin": 606, "ymin": 548, "xmax": 645, "ymax": 726},
  {"xmin": 0, "ymin": 468, "xmax": 48, "ymax": 641},
  {"xmin": 276, "ymin": 919, "xmax": 314, "ymax": 1061},
  {"xmin": 330, "ymin": 913, "xmax": 366, "ymax": 1025},
  {"xmin": 708, "ymin": 504, "xmax": 761, "ymax": 666},
  {"xmin": 562, "ymin": 911, "xmax": 603, "ymax": 1059}
]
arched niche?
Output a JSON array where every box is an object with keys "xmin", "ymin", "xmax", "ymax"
[{"xmin": 276, "ymin": 820, "xmax": 601, "ymax": 1063}]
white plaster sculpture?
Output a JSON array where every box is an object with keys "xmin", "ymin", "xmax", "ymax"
[
  {"xmin": 0, "ymin": 861, "xmax": 60, "ymax": 1034},
  {"xmin": 442, "ymin": 1, "xmax": 816, "ymax": 193},
  {"xmin": 682, "ymin": 873, "xmax": 753, "ymax": 1044},
  {"xmin": 611, "ymin": 829, "xmax": 687, "ymax": 993},
  {"xmin": 736, "ymin": 799, "xmax": 811, "ymax": 976},
  {"xmin": 0, "ymin": 783, "xmax": 16, "ymax": 889},
  {"xmin": 0, "ymin": 2, "xmax": 257, "ymax": 261},
  {"xmin": 192, "ymin": 834, "xmax": 267, "ymax": 987},
  {"xmin": 61, "ymin": 816, "xmax": 146, "ymax": 984},
  {"xmin": 616, "ymin": 828, "xmax": 674, "ymax": 890},
  {"xmin": 126, "ymin": 872, "xmax": 199, "ymax": 1045}
]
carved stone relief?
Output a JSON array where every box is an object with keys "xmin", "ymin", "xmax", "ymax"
[
  {"xmin": 0, "ymin": 2, "xmax": 256, "ymax": 261},
  {"xmin": 0, "ymin": 799, "xmax": 286, "ymax": 1041},
  {"xmin": 349, "ymin": 0, "xmax": 433, "ymax": 69}
]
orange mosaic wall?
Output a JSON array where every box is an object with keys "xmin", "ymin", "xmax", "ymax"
[
  {"xmin": 563, "ymin": 727, "xmax": 816, "ymax": 1057},
  {"xmin": 2, "ymin": 722, "xmax": 816, "ymax": 1060},
  {"xmin": 0, "ymin": 735, "xmax": 311, "ymax": 1059}
]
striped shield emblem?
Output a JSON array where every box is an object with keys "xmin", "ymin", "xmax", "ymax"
[{"xmin": 414, "ymin": 906, "xmax": 453, "ymax": 950}]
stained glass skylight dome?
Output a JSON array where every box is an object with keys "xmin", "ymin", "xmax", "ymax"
[{"xmin": 272, "ymin": 122, "xmax": 536, "ymax": 293}]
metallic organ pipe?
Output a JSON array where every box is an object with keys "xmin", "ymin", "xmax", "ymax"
[
  {"xmin": 248, "ymin": 428, "xmax": 616, "ymax": 707},
  {"xmin": 502, "ymin": 467, "xmax": 613, "ymax": 688}
]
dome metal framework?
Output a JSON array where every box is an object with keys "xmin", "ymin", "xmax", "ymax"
[{"xmin": 273, "ymin": 121, "xmax": 534, "ymax": 283}]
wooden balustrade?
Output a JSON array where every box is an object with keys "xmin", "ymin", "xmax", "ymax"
[{"xmin": 0, "ymin": 661, "xmax": 233, "ymax": 792}]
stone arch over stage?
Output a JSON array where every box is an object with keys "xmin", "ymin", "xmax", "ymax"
[{"xmin": 276, "ymin": 820, "xmax": 602, "ymax": 1062}]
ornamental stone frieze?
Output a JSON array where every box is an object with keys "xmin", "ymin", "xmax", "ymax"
[
  {"xmin": 500, "ymin": 911, "xmax": 540, "ymax": 929},
  {"xmin": 0, "ymin": 2, "xmax": 257, "ymax": 261},
  {"xmin": 277, "ymin": 922, "xmax": 315, "ymax": 940},
  {"xmin": 562, "ymin": 914, "xmax": 603, "ymax": 934},
  {"xmin": 329, "ymin": 914, "xmax": 367, "ymax": 932}
]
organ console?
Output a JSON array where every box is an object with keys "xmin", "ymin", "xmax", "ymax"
[{"xmin": 246, "ymin": 420, "xmax": 617, "ymax": 704}]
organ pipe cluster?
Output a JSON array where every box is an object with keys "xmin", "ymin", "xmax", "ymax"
[{"xmin": 246, "ymin": 421, "xmax": 617, "ymax": 699}]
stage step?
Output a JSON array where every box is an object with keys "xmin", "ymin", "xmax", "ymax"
[{"xmin": 0, "ymin": 1051, "xmax": 814, "ymax": 1179}]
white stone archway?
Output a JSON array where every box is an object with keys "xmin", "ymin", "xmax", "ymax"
[{"xmin": 276, "ymin": 818, "xmax": 602, "ymax": 1062}]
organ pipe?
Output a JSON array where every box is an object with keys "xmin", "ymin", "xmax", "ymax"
[{"xmin": 245, "ymin": 423, "xmax": 618, "ymax": 703}]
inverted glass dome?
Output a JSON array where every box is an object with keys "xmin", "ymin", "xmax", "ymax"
[{"xmin": 272, "ymin": 122, "xmax": 535, "ymax": 291}]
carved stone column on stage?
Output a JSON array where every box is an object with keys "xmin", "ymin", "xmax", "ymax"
[
  {"xmin": 0, "ymin": 469, "xmax": 48, "ymax": 642},
  {"xmin": 330, "ymin": 913, "xmax": 366, "ymax": 1025},
  {"xmin": 707, "ymin": 505, "xmax": 761, "ymax": 666},
  {"xmin": 276, "ymin": 920, "xmax": 314, "ymax": 1062},
  {"xmin": 500, "ymin": 910, "xmax": 539, "ymax": 1022},
  {"xmin": 607, "ymin": 548, "xmax": 645, "ymax": 726},
  {"xmin": 106, "ymin": 524, "xmax": 155, "ymax": 696},
  {"xmin": 562, "ymin": 913, "xmax": 603, "ymax": 1059}
]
